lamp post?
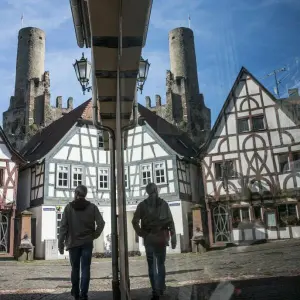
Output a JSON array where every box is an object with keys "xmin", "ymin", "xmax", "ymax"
[
  {"xmin": 73, "ymin": 53, "xmax": 92, "ymax": 95},
  {"xmin": 74, "ymin": 54, "xmax": 150, "ymax": 300},
  {"xmin": 137, "ymin": 57, "xmax": 150, "ymax": 94}
]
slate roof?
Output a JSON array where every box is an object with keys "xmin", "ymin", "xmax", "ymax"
[
  {"xmin": 20, "ymin": 99, "xmax": 198, "ymax": 163},
  {"xmin": 20, "ymin": 99, "xmax": 92, "ymax": 162}
]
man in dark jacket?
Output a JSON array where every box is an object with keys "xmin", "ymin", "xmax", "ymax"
[
  {"xmin": 132, "ymin": 182, "xmax": 176, "ymax": 300},
  {"xmin": 58, "ymin": 185, "xmax": 105, "ymax": 300}
]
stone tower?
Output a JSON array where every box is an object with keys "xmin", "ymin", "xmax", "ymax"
[
  {"xmin": 146, "ymin": 27, "xmax": 211, "ymax": 146},
  {"xmin": 166, "ymin": 27, "xmax": 211, "ymax": 145},
  {"xmin": 3, "ymin": 27, "xmax": 73, "ymax": 150}
]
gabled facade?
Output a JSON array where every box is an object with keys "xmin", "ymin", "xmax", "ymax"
[
  {"xmin": 0, "ymin": 127, "xmax": 25, "ymax": 256},
  {"xmin": 18, "ymin": 100, "xmax": 201, "ymax": 259},
  {"xmin": 200, "ymin": 67, "xmax": 300, "ymax": 247}
]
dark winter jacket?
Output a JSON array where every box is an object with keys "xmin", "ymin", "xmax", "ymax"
[
  {"xmin": 58, "ymin": 199, "xmax": 105, "ymax": 251},
  {"xmin": 132, "ymin": 196, "xmax": 176, "ymax": 247}
]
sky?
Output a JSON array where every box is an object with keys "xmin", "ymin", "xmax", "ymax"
[{"xmin": 0, "ymin": 0, "xmax": 300, "ymax": 125}]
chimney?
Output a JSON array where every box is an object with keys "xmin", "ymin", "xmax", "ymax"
[
  {"xmin": 155, "ymin": 95, "xmax": 162, "ymax": 107},
  {"xmin": 56, "ymin": 96, "xmax": 62, "ymax": 109},
  {"xmin": 67, "ymin": 97, "xmax": 74, "ymax": 110},
  {"xmin": 288, "ymin": 88, "xmax": 299, "ymax": 98},
  {"xmin": 145, "ymin": 96, "xmax": 151, "ymax": 108}
]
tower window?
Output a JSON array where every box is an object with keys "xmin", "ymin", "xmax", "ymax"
[{"xmin": 39, "ymin": 37, "xmax": 42, "ymax": 40}]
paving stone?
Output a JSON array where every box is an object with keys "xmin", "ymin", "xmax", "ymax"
[{"xmin": 1, "ymin": 239, "xmax": 300, "ymax": 299}]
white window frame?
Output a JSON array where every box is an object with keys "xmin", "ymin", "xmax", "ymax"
[
  {"xmin": 98, "ymin": 167, "xmax": 110, "ymax": 190},
  {"xmin": 71, "ymin": 165, "xmax": 84, "ymax": 189},
  {"xmin": 98, "ymin": 133, "xmax": 104, "ymax": 149},
  {"xmin": 124, "ymin": 167, "xmax": 129, "ymax": 189},
  {"xmin": 56, "ymin": 164, "xmax": 70, "ymax": 188},
  {"xmin": 153, "ymin": 161, "xmax": 167, "ymax": 185},
  {"xmin": 140, "ymin": 163, "xmax": 153, "ymax": 186}
]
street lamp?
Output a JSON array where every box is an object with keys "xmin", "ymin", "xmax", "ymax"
[
  {"xmin": 73, "ymin": 53, "xmax": 92, "ymax": 95},
  {"xmin": 74, "ymin": 55, "xmax": 150, "ymax": 95},
  {"xmin": 137, "ymin": 56, "xmax": 150, "ymax": 94}
]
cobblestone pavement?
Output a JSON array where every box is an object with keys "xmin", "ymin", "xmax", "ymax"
[{"xmin": 1, "ymin": 239, "xmax": 300, "ymax": 299}]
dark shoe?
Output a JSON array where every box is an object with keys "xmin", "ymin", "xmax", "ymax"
[
  {"xmin": 151, "ymin": 296, "xmax": 159, "ymax": 300},
  {"xmin": 71, "ymin": 289, "xmax": 80, "ymax": 299},
  {"xmin": 80, "ymin": 296, "xmax": 88, "ymax": 300}
]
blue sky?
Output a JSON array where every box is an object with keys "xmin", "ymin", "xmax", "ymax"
[{"xmin": 0, "ymin": 0, "xmax": 300, "ymax": 125}]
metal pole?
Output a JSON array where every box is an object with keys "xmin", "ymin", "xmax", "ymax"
[{"xmin": 91, "ymin": 55, "xmax": 120, "ymax": 300}]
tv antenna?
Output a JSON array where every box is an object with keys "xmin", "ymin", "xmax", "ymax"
[{"xmin": 265, "ymin": 67, "xmax": 287, "ymax": 98}]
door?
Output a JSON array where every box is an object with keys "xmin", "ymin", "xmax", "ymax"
[
  {"xmin": 0, "ymin": 212, "xmax": 9, "ymax": 253},
  {"xmin": 212, "ymin": 204, "xmax": 231, "ymax": 243}
]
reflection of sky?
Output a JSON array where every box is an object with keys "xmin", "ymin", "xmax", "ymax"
[{"xmin": 0, "ymin": 0, "xmax": 299, "ymax": 126}]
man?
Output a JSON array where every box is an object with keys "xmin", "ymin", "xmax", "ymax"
[
  {"xmin": 132, "ymin": 182, "xmax": 176, "ymax": 300},
  {"xmin": 59, "ymin": 185, "xmax": 105, "ymax": 300}
]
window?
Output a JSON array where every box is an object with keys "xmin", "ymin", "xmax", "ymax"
[
  {"xmin": 98, "ymin": 168, "xmax": 109, "ymax": 189},
  {"xmin": 141, "ymin": 164, "xmax": 152, "ymax": 186},
  {"xmin": 278, "ymin": 152, "xmax": 300, "ymax": 172},
  {"xmin": 154, "ymin": 162, "xmax": 166, "ymax": 184},
  {"xmin": 98, "ymin": 134, "xmax": 104, "ymax": 149},
  {"xmin": 278, "ymin": 154, "xmax": 289, "ymax": 172},
  {"xmin": 292, "ymin": 152, "xmax": 300, "ymax": 170},
  {"xmin": 278, "ymin": 204, "xmax": 297, "ymax": 219},
  {"xmin": 72, "ymin": 166, "xmax": 83, "ymax": 188},
  {"xmin": 252, "ymin": 115, "xmax": 265, "ymax": 131},
  {"xmin": 57, "ymin": 165, "xmax": 69, "ymax": 188},
  {"xmin": 124, "ymin": 167, "xmax": 129, "ymax": 189},
  {"xmin": 253, "ymin": 206, "xmax": 262, "ymax": 221},
  {"xmin": 214, "ymin": 161, "xmax": 234, "ymax": 180},
  {"xmin": 0, "ymin": 169, "xmax": 4, "ymax": 187},
  {"xmin": 232, "ymin": 207, "xmax": 250, "ymax": 228},
  {"xmin": 237, "ymin": 118, "xmax": 249, "ymax": 133},
  {"xmin": 215, "ymin": 163, "xmax": 223, "ymax": 180},
  {"xmin": 56, "ymin": 213, "xmax": 62, "ymax": 239}
]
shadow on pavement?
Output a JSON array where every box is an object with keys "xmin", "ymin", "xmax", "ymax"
[
  {"xmin": 3, "ymin": 275, "xmax": 300, "ymax": 299},
  {"xmin": 193, "ymin": 275, "xmax": 300, "ymax": 300},
  {"xmin": 24, "ymin": 268, "xmax": 203, "ymax": 282},
  {"xmin": 0, "ymin": 286, "xmax": 180, "ymax": 300}
]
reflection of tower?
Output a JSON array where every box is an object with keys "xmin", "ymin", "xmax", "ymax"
[
  {"xmin": 165, "ymin": 27, "xmax": 211, "ymax": 145},
  {"xmin": 3, "ymin": 27, "xmax": 73, "ymax": 151}
]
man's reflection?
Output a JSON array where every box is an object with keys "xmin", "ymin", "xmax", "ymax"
[{"xmin": 132, "ymin": 182, "xmax": 177, "ymax": 300}]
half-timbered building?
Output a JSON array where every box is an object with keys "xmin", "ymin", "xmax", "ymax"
[
  {"xmin": 17, "ymin": 100, "xmax": 201, "ymax": 259},
  {"xmin": 200, "ymin": 67, "xmax": 300, "ymax": 247},
  {"xmin": 0, "ymin": 126, "xmax": 25, "ymax": 256}
]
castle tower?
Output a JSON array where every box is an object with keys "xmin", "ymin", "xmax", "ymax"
[
  {"xmin": 3, "ymin": 27, "xmax": 73, "ymax": 151},
  {"xmin": 165, "ymin": 27, "xmax": 211, "ymax": 146},
  {"xmin": 14, "ymin": 27, "xmax": 45, "ymax": 106}
]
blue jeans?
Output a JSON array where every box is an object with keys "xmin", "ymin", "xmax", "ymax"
[
  {"xmin": 145, "ymin": 245, "xmax": 166, "ymax": 295},
  {"xmin": 69, "ymin": 242, "xmax": 93, "ymax": 298}
]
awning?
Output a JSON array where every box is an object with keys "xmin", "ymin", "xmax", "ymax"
[{"xmin": 69, "ymin": 0, "xmax": 152, "ymax": 148}]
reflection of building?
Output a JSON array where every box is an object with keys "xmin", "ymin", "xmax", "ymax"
[
  {"xmin": 145, "ymin": 27, "xmax": 211, "ymax": 146},
  {"xmin": 17, "ymin": 100, "xmax": 201, "ymax": 259},
  {"xmin": 200, "ymin": 67, "xmax": 300, "ymax": 247},
  {"xmin": 2, "ymin": 27, "xmax": 73, "ymax": 151},
  {"xmin": 0, "ymin": 127, "xmax": 25, "ymax": 256}
]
